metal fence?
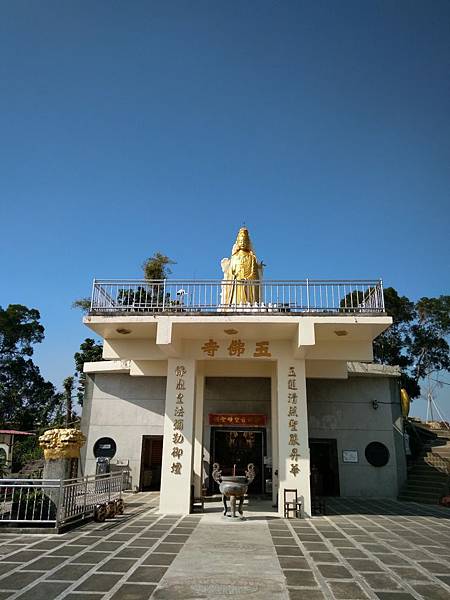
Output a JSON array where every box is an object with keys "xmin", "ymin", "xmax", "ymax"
[
  {"xmin": 0, "ymin": 472, "xmax": 124, "ymax": 528},
  {"xmin": 90, "ymin": 279, "xmax": 385, "ymax": 315}
]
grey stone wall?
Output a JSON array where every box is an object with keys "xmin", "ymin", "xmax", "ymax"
[
  {"xmin": 81, "ymin": 373, "xmax": 166, "ymax": 488},
  {"xmin": 307, "ymin": 376, "xmax": 405, "ymax": 497}
]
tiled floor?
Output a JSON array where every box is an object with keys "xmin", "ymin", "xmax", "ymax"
[{"xmin": 0, "ymin": 495, "xmax": 448, "ymax": 600}]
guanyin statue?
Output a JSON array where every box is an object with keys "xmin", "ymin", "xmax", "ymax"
[{"xmin": 221, "ymin": 227, "xmax": 264, "ymax": 305}]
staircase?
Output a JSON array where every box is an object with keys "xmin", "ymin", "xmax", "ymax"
[{"xmin": 398, "ymin": 424, "xmax": 450, "ymax": 504}]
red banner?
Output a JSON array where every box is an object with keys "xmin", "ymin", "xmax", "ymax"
[{"xmin": 209, "ymin": 414, "xmax": 267, "ymax": 427}]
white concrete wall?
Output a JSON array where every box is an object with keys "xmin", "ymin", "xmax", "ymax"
[
  {"xmin": 80, "ymin": 370, "xmax": 405, "ymax": 502},
  {"xmin": 307, "ymin": 376, "xmax": 403, "ymax": 497},
  {"xmin": 81, "ymin": 373, "xmax": 166, "ymax": 488}
]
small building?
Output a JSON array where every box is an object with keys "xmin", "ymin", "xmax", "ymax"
[
  {"xmin": 0, "ymin": 430, "xmax": 35, "ymax": 473},
  {"xmin": 80, "ymin": 228, "xmax": 406, "ymax": 515}
]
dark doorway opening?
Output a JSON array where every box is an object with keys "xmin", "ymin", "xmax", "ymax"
[
  {"xmin": 140, "ymin": 435, "xmax": 163, "ymax": 491},
  {"xmin": 309, "ymin": 438, "xmax": 340, "ymax": 496},
  {"xmin": 210, "ymin": 428, "xmax": 266, "ymax": 495}
]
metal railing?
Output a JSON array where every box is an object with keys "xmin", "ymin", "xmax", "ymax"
[
  {"xmin": 90, "ymin": 279, "xmax": 385, "ymax": 315},
  {"xmin": 0, "ymin": 472, "xmax": 124, "ymax": 528}
]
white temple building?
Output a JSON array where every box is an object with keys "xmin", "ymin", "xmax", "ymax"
[{"xmin": 80, "ymin": 228, "xmax": 406, "ymax": 516}]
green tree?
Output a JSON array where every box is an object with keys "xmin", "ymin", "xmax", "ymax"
[
  {"xmin": 0, "ymin": 305, "xmax": 60, "ymax": 430},
  {"xmin": 73, "ymin": 252, "xmax": 176, "ymax": 313},
  {"xmin": 74, "ymin": 338, "xmax": 103, "ymax": 405},
  {"xmin": 115, "ymin": 252, "xmax": 176, "ymax": 310},
  {"xmin": 72, "ymin": 298, "xmax": 91, "ymax": 313},
  {"xmin": 143, "ymin": 252, "xmax": 176, "ymax": 280},
  {"xmin": 0, "ymin": 304, "xmax": 44, "ymax": 357},
  {"xmin": 63, "ymin": 376, "xmax": 74, "ymax": 426},
  {"xmin": 374, "ymin": 288, "xmax": 450, "ymax": 398}
]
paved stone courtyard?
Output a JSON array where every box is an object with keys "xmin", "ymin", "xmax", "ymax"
[{"xmin": 0, "ymin": 494, "xmax": 449, "ymax": 600}]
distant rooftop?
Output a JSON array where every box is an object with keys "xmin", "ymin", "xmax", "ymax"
[{"xmin": 0, "ymin": 430, "xmax": 34, "ymax": 436}]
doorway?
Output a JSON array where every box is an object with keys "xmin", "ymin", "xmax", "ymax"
[
  {"xmin": 140, "ymin": 436, "xmax": 163, "ymax": 491},
  {"xmin": 309, "ymin": 438, "xmax": 340, "ymax": 496},
  {"xmin": 210, "ymin": 428, "xmax": 266, "ymax": 495}
]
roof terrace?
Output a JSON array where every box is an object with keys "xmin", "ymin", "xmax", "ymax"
[{"xmin": 89, "ymin": 278, "xmax": 385, "ymax": 316}]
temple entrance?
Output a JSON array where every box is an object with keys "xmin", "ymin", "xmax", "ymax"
[
  {"xmin": 140, "ymin": 435, "xmax": 163, "ymax": 491},
  {"xmin": 309, "ymin": 438, "xmax": 340, "ymax": 496},
  {"xmin": 210, "ymin": 428, "xmax": 266, "ymax": 495}
]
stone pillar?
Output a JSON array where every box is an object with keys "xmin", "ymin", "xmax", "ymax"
[
  {"xmin": 271, "ymin": 365, "xmax": 279, "ymax": 506},
  {"xmin": 193, "ymin": 368, "xmax": 205, "ymax": 497},
  {"xmin": 159, "ymin": 358, "xmax": 196, "ymax": 514},
  {"xmin": 276, "ymin": 358, "xmax": 311, "ymax": 517}
]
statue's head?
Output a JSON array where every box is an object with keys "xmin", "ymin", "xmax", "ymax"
[{"xmin": 236, "ymin": 227, "xmax": 251, "ymax": 251}]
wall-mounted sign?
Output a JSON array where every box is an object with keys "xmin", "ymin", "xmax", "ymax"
[
  {"xmin": 365, "ymin": 442, "xmax": 390, "ymax": 467},
  {"xmin": 342, "ymin": 450, "xmax": 358, "ymax": 463},
  {"xmin": 93, "ymin": 437, "xmax": 117, "ymax": 459},
  {"xmin": 209, "ymin": 414, "xmax": 267, "ymax": 427}
]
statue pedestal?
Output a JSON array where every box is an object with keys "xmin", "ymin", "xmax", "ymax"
[
  {"xmin": 43, "ymin": 457, "xmax": 75, "ymax": 481},
  {"xmin": 39, "ymin": 428, "xmax": 86, "ymax": 481}
]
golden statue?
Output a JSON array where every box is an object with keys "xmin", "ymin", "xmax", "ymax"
[{"xmin": 221, "ymin": 227, "xmax": 263, "ymax": 305}]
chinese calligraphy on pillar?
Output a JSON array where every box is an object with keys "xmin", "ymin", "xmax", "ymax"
[
  {"xmin": 288, "ymin": 366, "xmax": 300, "ymax": 476},
  {"xmin": 171, "ymin": 365, "xmax": 187, "ymax": 475}
]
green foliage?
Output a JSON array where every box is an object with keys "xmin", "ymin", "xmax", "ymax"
[
  {"xmin": 63, "ymin": 376, "xmax": 74, "ymax": 426},
  {"xmin": 72, "ymin": 297, "xmax": 91, "ymax": 313},
  {"xmin": 374, "ymin": 288, "xmax": 450, "ymax": 398},
  {"xmin": 117, "ymin": 286, "xmax": 154, "ymax": 308},
  {"xmin": 11, "ymin": 435, "xmax": 43, "ymax": 473},
  {"xmin": 0, "ymin": 357, "xmax": 59, "ymax": 429},
  {"xmin": 11, "ymin": 488, "xmax": 56, "ymax": 521},
  {"xmin": 0, "ymin": 304, "xmax": 61, "ymax": 435},
  {"xmin": 0, "ymin": 304, "xmax": 44, "ymax": 357},
  {"xmin": 373, "ymin": 288, "xmax": 415, "ymax": 369},
  {"xmin": 74, "ymin": 338, "xmax": 103, "ymax": 405},
  {"xmin": 411, "ymin": 295, "xmax": 450, "ymax": 381},
  {"xmin": 0, "ymin": 448, "xmax": 8, "ymax": 477},
  {"xmin": 142, "ymin": 252, "xmax": 176, "ymax": 280}
]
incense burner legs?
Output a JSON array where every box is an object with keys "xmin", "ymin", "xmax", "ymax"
[{"xmin": 212, "ymin": 463, "xmax": 256, "ymax": 520}]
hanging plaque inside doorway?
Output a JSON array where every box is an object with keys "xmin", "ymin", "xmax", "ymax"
[{"xmin": 209, "ymin": 414, "xmax": 267, "ymax": 427}]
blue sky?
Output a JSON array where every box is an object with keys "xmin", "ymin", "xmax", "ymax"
[{"xmin": 1, "ymin": 1, "xmax": 449, "ymax": 418}]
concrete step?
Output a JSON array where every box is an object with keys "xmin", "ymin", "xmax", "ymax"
[
  {"xmin": 419, "ymin": 452, "xmax": 446, "ymax": 460},
  {"xmin": 405, "ymin": 474, "xmax": 447, "ymax": 483},
  {"xmin": 422, "ymin": 448, "xmax": 449, "ymax": 455},
  {"xmin": 418, "ymin": 463, "xmax": 448, "ymax": 472},
  {"xmin": 423, "ymin": 450, "xmax": 450, "ymax": 458},
  {"xmin": 407, "ymin": 477, "xmax": 447, "ymax": 487},
  {"xmin": 409, "ymin": 470, "xmax": 448, "ymax": 479},
  {"xmin": 407, "ymin": 468, "xmax": 447, "ymax": 476},
  {"xmin": 398, "ymin": 495, "xmax": 441, "ymax": 504},
  {"xmin": 409, "ymin": 464, "xmax": 448, "ymax": 473},
  {"xmin": 398, "ymin": 489, "xmax": 443, "ymax": 499},
  {"xmin": 401, "ymin": 483, "xmax": 446, "ymax": 494}
]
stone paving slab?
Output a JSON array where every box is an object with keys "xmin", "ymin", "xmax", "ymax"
[{"xmin": 0, "ymin": 495, "xmax": 448, "ymax": 599}]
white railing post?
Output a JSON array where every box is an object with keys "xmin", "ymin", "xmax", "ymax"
[
  {"xmin": 162, "ymin": 279, "xmax": 166, "ymax": 311},
  {"xmin": 306, "ymin": 278, "xmax": 310, "ymax": 312},
  {"xmin": 379, "ymin": 279, "xmax": 385, "ymax": 312},
  {"xmin": 82, "ymin": 475, "xmax": 88, "ymax": 519},
  {"xmin": 91, "ymin": 279, "xmax": 96, "ymax": 311},
  {"xmin": 55, "ymin": 478, "xmax": 65, "ymax": 529}
]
